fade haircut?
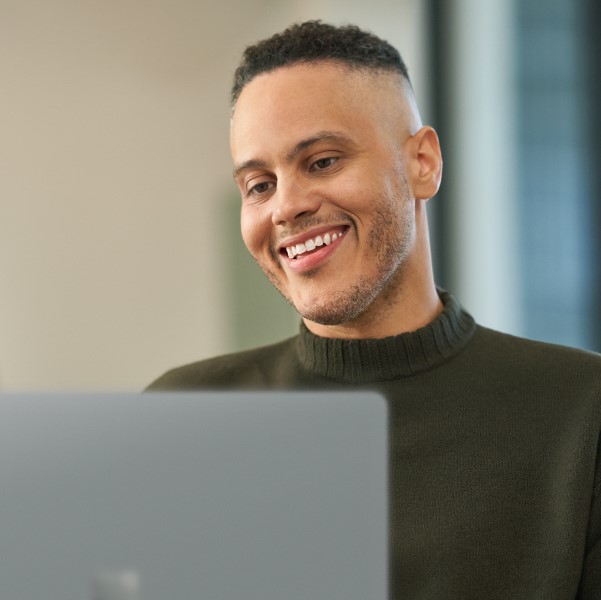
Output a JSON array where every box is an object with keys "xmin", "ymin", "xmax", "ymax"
[{"xmin": 231, "ymin": 20, "xmax": 410, "ymax": 106}]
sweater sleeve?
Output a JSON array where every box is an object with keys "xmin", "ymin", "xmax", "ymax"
[{"xmin": 578, "ymin": 460, "xmax": 601, "ymax": 598}]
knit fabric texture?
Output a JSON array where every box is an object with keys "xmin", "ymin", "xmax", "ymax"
[{"xmin": 148, "ymin": 291, "xmax": 601, "ymax": 599}]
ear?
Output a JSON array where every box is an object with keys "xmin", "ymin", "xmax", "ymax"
[{"xmin": 405, "ymin": 126, "xmax": 443, "ymax": 201}]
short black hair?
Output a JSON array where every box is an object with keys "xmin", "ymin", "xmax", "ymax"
[{"xmin": 231, "ymin": 20, "xmax": 410, "ymax": 106}]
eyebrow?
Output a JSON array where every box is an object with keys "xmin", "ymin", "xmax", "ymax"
[
  {"xmin": 232, "ymin": 158, "xmax": 269, "ymax": 180},
  {"xmin": 232, "ymin": 130, "xmax": 351, "ymax": 180},
  {"xmin": 285, "ymin": 130, "xmax": 350, "ymax": 162}
]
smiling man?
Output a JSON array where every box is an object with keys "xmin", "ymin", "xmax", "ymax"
[
  {"xmin": 232, "ymin": 59, "xmax": 441, "ymax": 340},
  {"xmin": 232, "ymin": 54, "xmax": 442, "ymax": 339},
  {"xmin": 148, "ymin": 21, "xmax": 601, "ymax": 599}
]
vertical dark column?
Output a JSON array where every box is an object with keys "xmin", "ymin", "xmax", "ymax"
[
  {"xmin": 424, "ymin": 0, "xmax": 453, "ymax": 291},
  {"xmin": 584, "ymin": 0, "xmax": 601, "ymax": 351}
]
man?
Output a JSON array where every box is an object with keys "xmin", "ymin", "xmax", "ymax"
[{"xmin": 148, "ymin": 21, "xmax": 601, "ymax": 598}]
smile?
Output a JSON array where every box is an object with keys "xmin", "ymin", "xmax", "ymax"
[{"xmin": 283, "ymin": 228, "xmax": 347, "ymax": 259}]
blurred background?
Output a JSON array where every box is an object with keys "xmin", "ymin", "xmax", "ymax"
[{"xmin": 1, "ymin": 0, "xmax": 599, "ymax": 390}]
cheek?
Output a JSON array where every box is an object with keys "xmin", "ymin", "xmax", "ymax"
[{"xmin": 240, "ymin": 208, "xmax": 269, "ymax": 258}]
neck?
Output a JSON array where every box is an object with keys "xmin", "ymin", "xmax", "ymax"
[
  {"xmin": 303, "ymin": 279, "xmax": 442, "ymax": 340},
  {"xmin": 296, "ymin": 290, "xmax": 476, "ymax": 383}
]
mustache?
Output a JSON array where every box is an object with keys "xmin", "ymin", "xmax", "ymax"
[{"xmin": 272, "ymin": 214, "xmax": 354, "ymax": 246}]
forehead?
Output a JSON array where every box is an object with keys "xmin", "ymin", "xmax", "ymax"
[{"xmin": 230, "ymin": 62, "xmax": 404, "ymax": 161}]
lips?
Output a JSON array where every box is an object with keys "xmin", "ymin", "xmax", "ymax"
[
  {"xmin": 286, "ymin": 229, "xmax": 346, "ymax": 258},
  {"xmin": 279, "ymin": 225, "xmax": 349, "ymax": 260},
  {"xmin": 277, "ymin": 224, "xmax": 349, "ymax": 273}
]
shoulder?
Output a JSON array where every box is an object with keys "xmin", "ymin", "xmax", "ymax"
[
  {"xmin": 466, "ymin": 324, "xmax": 601, "ymax": 392},
  {"xmin": 145, "ymin": 336, "xmax": 301, "ymax": 391},
  {"xmin": 472, "ymin": 325, "xmax": 601, "ymax": 367}
]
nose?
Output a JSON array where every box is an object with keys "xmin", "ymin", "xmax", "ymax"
[{"xmin": 271, "ymin": 178, "xmax": 322, "ymax": 225}]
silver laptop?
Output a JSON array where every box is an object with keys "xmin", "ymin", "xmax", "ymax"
[{"xmin": 0, "ymin": 391, "xmax": 387, "ymax": 600}]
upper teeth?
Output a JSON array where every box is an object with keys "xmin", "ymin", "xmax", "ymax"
[{"xmin": 285, "ymin": 230, "xmax": 344, "ymax": 258}]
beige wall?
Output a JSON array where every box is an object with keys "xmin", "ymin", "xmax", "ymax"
[{"xmin": 0, "ymin": 0, "xmax": 427, "ymax": 390}]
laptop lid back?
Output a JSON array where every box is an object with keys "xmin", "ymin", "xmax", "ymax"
[{"xmin": 0, "ymin": 391, "xmax": 387, "ymax": 600}]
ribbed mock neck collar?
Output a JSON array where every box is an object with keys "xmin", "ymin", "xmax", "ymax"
[{"xmin": 295, "ymin": 290, "xmax": 476, "ymax": 384}]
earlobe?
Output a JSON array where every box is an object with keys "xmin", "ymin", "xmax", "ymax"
[{"xmin": 407, "ymin": 126, "xmax": 443, "ymax": 201}]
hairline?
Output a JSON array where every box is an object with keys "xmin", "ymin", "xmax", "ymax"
[{"xmin": 231, "ymin": 58, "xmax": 411, "ymax": 112}]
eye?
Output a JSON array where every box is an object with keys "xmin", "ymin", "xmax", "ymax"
[
  {"xmin": 310, "ymin": 157, "xmax": 337, "ymax": 171},
  {"xmin": 246, "ymin": 180, "xmax": 275, "ymax": 198}
]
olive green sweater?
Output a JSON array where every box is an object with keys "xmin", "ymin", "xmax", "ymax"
[{"xmin": 148, "ymin": 292, "xmax": 601, "ymax": 599}]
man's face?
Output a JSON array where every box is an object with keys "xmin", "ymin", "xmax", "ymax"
[{"xmin": 230, "ymin": 62, "xmax": 417, "ymax": 331}]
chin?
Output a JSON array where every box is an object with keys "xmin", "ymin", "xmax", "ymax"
[
  {"xmin": 293, "ymin": 285, "xmax": 377, "ymax": 326},
  {"xmin": 298, "ymin": 307, "xmax": 351, "ymax": 326}
]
